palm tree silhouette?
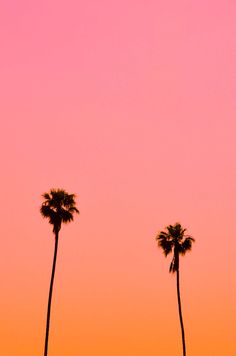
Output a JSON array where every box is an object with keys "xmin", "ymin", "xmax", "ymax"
[
  {"xmin": 40, "ymin": 188, "xmax": 79, "ymax": 356},
  {"xmin": 156, "ymin": 223, "xmax": 194, "ymax": 356}
]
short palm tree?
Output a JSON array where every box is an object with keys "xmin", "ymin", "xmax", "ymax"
[
  {"xmin": 40, "ymin": 188, "xmax": 79, "ymax": 356},
  {"xmin": 156, "ymin": 223, "xmax": 194, "ymax": 356}
]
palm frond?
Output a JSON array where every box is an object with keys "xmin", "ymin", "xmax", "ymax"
[
  {"xmin": 68, "ymin": 206, "xmax": 80, "ymax": 214},
  {"xmin": 63, "ymin": 193, "xmax": 76, "ymax": 208},
  {"xmin": 179, "ymin": 237, "xmax": 195, "ymax": 255},
  {"xmin": 157, "ymin": 238, "xmax": 173, "ymax": 256},
  {"xmin": 40, "ymin": 205, "xmax": 55, "ymax": 219},
  {"xmin": 169, "ymin": 259, "xmax": 174, "ymax": 273},
  {"xmin": 59, "ymin": 208, "xmax": 74, "ymax": 223},
  {"xmin": 42, "ymin": 193, "xmax": 51, "ymax": 201}
]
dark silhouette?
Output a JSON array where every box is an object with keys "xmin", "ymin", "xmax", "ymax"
[
  {"xmin": 40, "ymin": 188, "xmax": 79, "ymax": 356},
  {"xmin": 156, "ymin": 223, "xmax": 194, "ymax": 356}
]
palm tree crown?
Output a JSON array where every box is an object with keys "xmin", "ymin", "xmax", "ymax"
[
  {"xmin": 40, "ymin": 188, "xmax": 79, "ymax": 234},
  {"xmin": 156, "ymin": 223, "xmax": 194, "ymax": 273}
]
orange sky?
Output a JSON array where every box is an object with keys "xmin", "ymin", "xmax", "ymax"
[{"xmin": 1, "ymin": 1, "xmax": 236, "ymax": 355}]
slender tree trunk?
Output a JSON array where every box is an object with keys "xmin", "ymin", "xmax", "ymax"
[
  {"xmin": 176, "ymin": 267, "xmax": 186, "ymax": 356},
  {"xmin": 44, "ymin": 231, "xmax": 59, "ymax": 356}
]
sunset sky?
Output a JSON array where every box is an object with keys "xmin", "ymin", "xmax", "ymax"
[{"xmin": 1, "ymin": 1, "xmax": 236, "ymax": 355}]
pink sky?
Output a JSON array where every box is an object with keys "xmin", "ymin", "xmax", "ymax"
[{"xmin": 1, "ymin": 1, "xmax": 236, "ymax": 355}]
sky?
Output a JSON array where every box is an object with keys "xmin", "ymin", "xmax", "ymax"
[{"xmin": 1, "ymin": 0, "xmax": 236, "ymax": 355}]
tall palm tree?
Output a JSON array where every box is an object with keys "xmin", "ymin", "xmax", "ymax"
[
  {"xmin": 156, "ymin": 223, "xmax": 194, "ymax": 356},
  {"xmin": 40, "ymin": 188, "xmax": 79, "ymax": 356}
]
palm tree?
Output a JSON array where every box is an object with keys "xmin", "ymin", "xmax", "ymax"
[
  {"xmin": 156, "ymin": 223, "xmax": 194, "ymax": 356},
  {"xmin": 40, "ymin": 188, "xmax": 79, "ymax": 356}
]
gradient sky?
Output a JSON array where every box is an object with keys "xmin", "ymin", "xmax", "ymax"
[{"xmin": 1, "ymin": 1, "xmax": 236, "ymax": 355}]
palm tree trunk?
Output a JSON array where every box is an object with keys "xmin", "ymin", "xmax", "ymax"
[
  {"xmin": 176, "ymin": 268, "xmax": 186, "ymax": 356},
  {"xmin": 44, "ymin": 231, "xmax": 59, "ymax": 356}
]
